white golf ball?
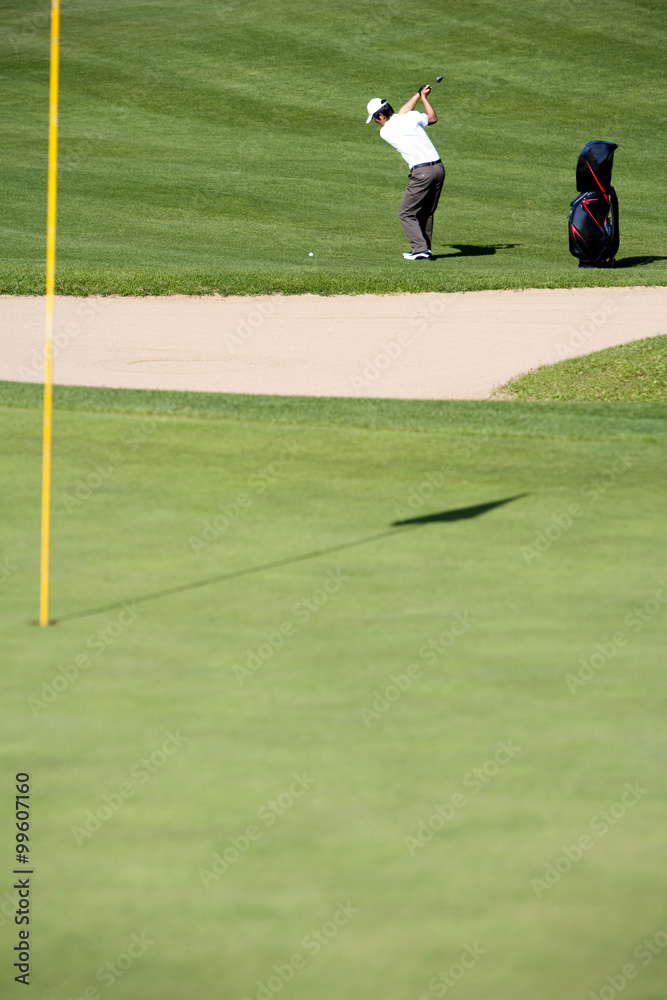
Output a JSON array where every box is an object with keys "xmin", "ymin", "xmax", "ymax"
[{"xmin": 308, "ymin": 252, "xmax": 314, "ymax": 256}]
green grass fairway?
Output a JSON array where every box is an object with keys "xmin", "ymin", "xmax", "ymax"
[
  {"xmin": 1, "ymin": 0, "xmax": 666, "ymax": 295},
  {"xmin": 1, "ymin": 384, "xmax": 667, "ymax": 999},
  {"xmin": 496, "ymin": 334, "xmax": 667, "ymax": 401}
]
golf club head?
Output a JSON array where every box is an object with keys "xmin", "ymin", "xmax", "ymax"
[{"xmin": 418, "ymin": 75, "xmax": 443, "ymax": 94}]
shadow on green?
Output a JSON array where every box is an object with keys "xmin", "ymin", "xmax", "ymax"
[{"xmin": 53, "ymin": 496, "xmax": 526, "ymax": 624}]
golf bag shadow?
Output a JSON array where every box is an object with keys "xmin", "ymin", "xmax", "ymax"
[{"xmin": 568, "ymin": 140, "xmax": 619, "ymax": 268}]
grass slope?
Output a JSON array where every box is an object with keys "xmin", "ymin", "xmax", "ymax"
[
  {"xmin": 2, "ymin": 379, "xmax": 667, "ymax": 437},
  {"xmin": 1, "ymin": 0, "xmax": 666, "ymax": 294},
  {"xmin": 496, "ymin": 334, "xmax": 667, "ymax": 401},
  {"xmin": 1, "ymin": 388, "xmax": 666, "ymax": 999}
]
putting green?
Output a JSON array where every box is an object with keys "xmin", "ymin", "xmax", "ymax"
[
  {"xmin": 1, "ymin": 0, "xmax": 666, "ymax": 294},
  {"xmin": 1, "ymin": 385, "xmax": 666, "ymax": 998}
]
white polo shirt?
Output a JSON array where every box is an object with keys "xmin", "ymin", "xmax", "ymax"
[{"xmin": 380, "ymin": 110, "xmax": 440, "ymax": 169}]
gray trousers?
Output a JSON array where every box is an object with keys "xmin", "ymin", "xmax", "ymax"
[{"xmin": 398, "ymin": 161, "xmax": 445, "ymax": 253}]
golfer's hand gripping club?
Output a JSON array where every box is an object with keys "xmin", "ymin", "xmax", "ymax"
[{"xmin": 418, "ymin": 74, "xmax": 443, "ymax": 94}]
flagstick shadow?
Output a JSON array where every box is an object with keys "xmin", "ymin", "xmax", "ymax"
[
  {"xmin": 52, "ymin": 495, "xmax": 527, "ymax": 624},
  {"xmin": 392, "ymin": 495, "xmax": 525, "ymax": 526}
]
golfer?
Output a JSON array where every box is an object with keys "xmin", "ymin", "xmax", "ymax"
[{"xmin": 366, "ymin": 87, "xmax": 444, "ymax": 260}]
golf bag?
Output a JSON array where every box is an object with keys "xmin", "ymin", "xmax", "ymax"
[{"xmin": 568, "ymin": 140, "xmax": 619, "ymax": 268}]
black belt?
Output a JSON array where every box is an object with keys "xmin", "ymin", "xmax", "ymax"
[{"xmin": 410, "ymin": 159, "xmax": 442, "ymax": 171}]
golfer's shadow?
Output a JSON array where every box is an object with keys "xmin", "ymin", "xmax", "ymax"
[
  {"xmin": 52, "ymin": 495, "xmax": 527, "ymax": 624},
  {"xmin": 612, "ymin": 255, "xmax": 667, "ymax": 268},
  {"xmin": 430, "ymin": 243, "xmax": 518, "ymax": 260}
]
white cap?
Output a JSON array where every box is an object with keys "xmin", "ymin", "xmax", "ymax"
[{"xmin": 366, "ymin": 98, "xmax": 387, "ymax": 123}]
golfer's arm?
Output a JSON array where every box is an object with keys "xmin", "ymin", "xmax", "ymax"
[
  {"xmin": 397, "ymin": 92, "xmax": 421, "ymax": 114},
  {"xmin": 420, "ymin": 94, "xmax": 437, "ymax": 124}
]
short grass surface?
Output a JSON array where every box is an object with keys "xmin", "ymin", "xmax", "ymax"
[
  {"xmin": 496, "ymin": 334, "xmax": 667, "ymax": 401},
  {"xmin": 1, "ymin": 384, "xmax": 666, "ymax": 999},
  {"xmin": 1, "ymin": 0, "xmax": 666, "ymax": 294}
]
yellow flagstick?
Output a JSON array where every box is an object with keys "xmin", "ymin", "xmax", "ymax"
[{"xmin": 40, "ymin": 0, "xmax": 60, "ymax": 627}]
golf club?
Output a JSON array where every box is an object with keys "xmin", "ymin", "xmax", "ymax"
[{"xmin": 418, "ymin": 75, "xmax": 443, "ymax": 94}]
